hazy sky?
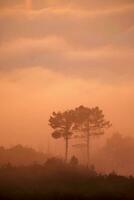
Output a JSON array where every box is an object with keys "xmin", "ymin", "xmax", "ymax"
[{"xmin": 0, "ymin": 0, "xmax": 134, "ymax": 151}]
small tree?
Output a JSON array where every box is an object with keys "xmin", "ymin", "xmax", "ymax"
[
  {"xmin": 74, "ymin": 105, "xmax": 111, "ymax": 167},
  {"xmin": 49, "ymin": 110, "xmax": 75, "ymax": 162},
  {"xmin": 70, "ymin": 156, "xmax": 79, "ymax": 166}
]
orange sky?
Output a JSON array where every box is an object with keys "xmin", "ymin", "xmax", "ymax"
[
  {"xmin": 25, "ymin": 0, "xmax": 32, "ymax": 10},
  {"xmin": 0, "ymin": 0, "xmax": 134, "ymax": 153}
]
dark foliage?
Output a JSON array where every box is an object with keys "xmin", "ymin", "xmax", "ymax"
[
  {"xmin": 49, "ymin": 110, "xmax": 75, "ymax": 162},
  {"xmin": 70, "ymin": 155, "xmax": 79, "ymax": 166},
  {"xmin": 0, "ymin": 158, "xmax": 134, "ymax": 200}
]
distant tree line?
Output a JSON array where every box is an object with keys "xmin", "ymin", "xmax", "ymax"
[
  {"xmin": 0, "ymin": 145, "xmax": 47, "ymax": 166},
  {"xmin": 1, "ymin": 133, "xmax": 134, "ymax": 176},
  {"xmin": 93, "ymin": 133, "xmax": 134, "ymax": 175}
]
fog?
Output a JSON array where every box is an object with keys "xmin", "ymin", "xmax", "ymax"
[{"xmin": 0, "ymin": 0, "xmax": 134, "ymax": 176}]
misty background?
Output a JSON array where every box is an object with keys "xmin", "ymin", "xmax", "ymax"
[{"xmin": 0, "ymin": 0, "xmax": 134, "ymax": 175}]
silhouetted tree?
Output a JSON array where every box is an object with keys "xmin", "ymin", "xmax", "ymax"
[
  {"xmin": 74, "ymin": 105, "xmax": 111, "ymax": 167},
  {"xmin": 49, "ymin": 110, "xmax": 75, "ymax": 162},
  {"xmin": 70, "ymin": 156, "xmax": 79, "ymax": 166}
]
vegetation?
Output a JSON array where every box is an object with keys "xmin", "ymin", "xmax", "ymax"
[
  {"xmin": 0, "ymin": 145, "xmax": 47, "ymax": 166},
  {"xmin": 0, "ymin": 133, "xmax": 134, "ymax": 176},
  {"xmin": 49, "ymin": 110, "xmax": 75, "ymax": 162},
  {"xmin": 1, "ymin": 106, "xmax": 134, "ymax": 199},
  {"xmin": 0, "ymin": 159, "xmax": 134, "ymax": 200},
  {"xmin": 0, "ymin": 133, "xmax": 134, "ymax": 199},
  {"xmin": 93, "ymin": 133, "xmax": 134, "ymax": 175},
  {"xmin": 49, "ymin": 105, "xmax": 111, "ymax": 166},
  {"xmin": 73, "ymin": 106, "xmax": 111, "ymax": 167}
]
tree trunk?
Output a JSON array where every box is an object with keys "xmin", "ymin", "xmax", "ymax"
[
  {"xmin": 87, "ymin": 130, "xmax": 90, "ymax": 168},
  {"xmin": 65, "ymin": 136, "xmax": 69, "ymax": 163}
]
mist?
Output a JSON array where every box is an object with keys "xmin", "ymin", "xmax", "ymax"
[{"xmin": 0, "ymin": 0, "xmax": 134, "ymax": 184}]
